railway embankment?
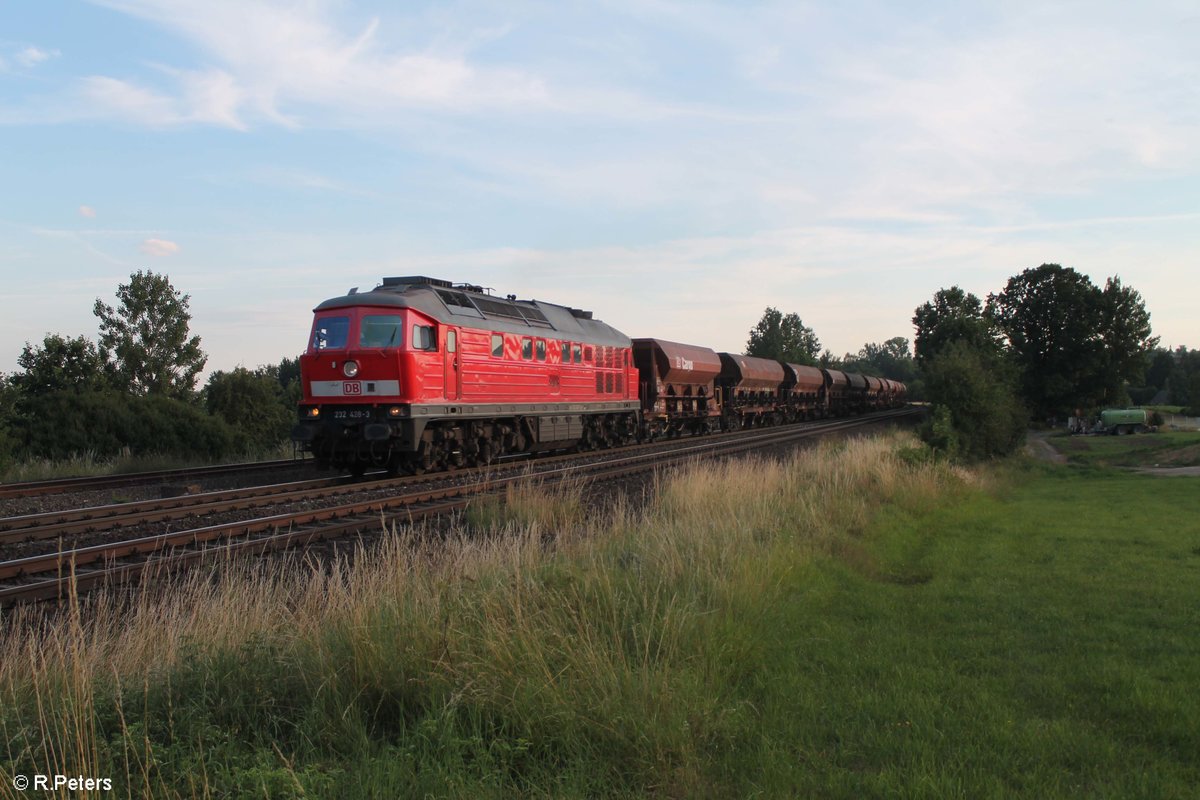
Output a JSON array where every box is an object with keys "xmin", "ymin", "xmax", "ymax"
[{"xmin": 1, "ymin": 430, "xmax": 1196, "ymax": 797}]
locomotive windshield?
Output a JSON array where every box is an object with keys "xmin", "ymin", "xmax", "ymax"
[
  {"xmin": 311, "ymin": 316, "xmax": 350, "ymax": 351},
  {"xmin": 359, "ymin": 315, "xmax": 403, "ymax": 348}
]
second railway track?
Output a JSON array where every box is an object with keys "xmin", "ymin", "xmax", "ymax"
[{"xmin": 0, "ymin": 409, "xmax": 918, "ymax": 608}]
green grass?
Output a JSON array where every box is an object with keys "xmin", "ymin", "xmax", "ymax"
[
  {"xmin": 745, "ymin": 462, "xmax": 1200, "ymax": 797},
  {"xmin": 1, "ymin": 436, "xmax": 1197, "ymax": 798},
  {"xmin": 1050, "ymin": 430, "xmax": 1200, "ymax": 467}
]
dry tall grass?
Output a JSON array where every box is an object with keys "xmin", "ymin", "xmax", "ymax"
[{"xmin": 0, "ymin": 430, "xmax": 978, "ymax": 797}]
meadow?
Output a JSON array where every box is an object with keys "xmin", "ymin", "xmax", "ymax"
[
  {"xmin": 1052, "ymin": 429, "xmax": 1200, "ymax": 468},
  {"xmin": 0, "ymin": 431, "xmax": 1196, "ymax": 798}
]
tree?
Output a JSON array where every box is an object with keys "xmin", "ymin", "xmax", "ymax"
[
  {"xmin": 818, "ymin": 350, "xmax": 843, "ymax": 369},
  {"xmin": 912, "ymin": 286, "xmax": 1002, "ymax": 366},
  {"xmin": 986, "ymin": 264, "xmax": 1156, "ymax": 418},
  {"xmin": 276, "ymin": 356, "xmax": 302, "ymax": 392},
  {"xmin": 204, "ymin": 367, "xmax": 294, "ymax": 452},
  {"xmin": 0, "ymin": 375, "xmax": 18, "ymax": 470},
  {"xmin": 94, "ymin": 270, "xmax": 206, "ymax": 397},
  {"xmin": 746, "ymin": 307, "xmax": 820, "ymax": 365},
  {"xmin": 1187, "ymin": 373, "xmax": 1200, "ymax": 415},
  {"xmin": 12, "ymin": 334, "xmax": 112, "ymax": 396},
  {"xmin": 921, "ymin": 340, "xmax": 1027, "ymax": 461},
  {"xmin": 844, "ymin": 337, "xmax": 917, "ymax": 381},
  {"xmin": 1145, "ymin": 349, "xmax": 1177, "ymax": 396},
  {"xmin": 1097, "ymin": 276, "xmax": 1158, "ymax": 403}
]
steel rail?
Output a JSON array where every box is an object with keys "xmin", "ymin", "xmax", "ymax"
[
  {"xmin": 0, "ymin": 457, "xmax": 309, "ymax": 500},
  {"xmin": 0, "ymin": 409, "xmax": 906, "ymax": 542},
  {"xmin": 0, "ymin": 408, "xmax": 917, "ymax": 606}
]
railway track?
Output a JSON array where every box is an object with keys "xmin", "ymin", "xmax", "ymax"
[
  {"xmin": 0, "ymin": 409, "xmax": 917, "ymax": 607},
  {"xmin": 0, "ymin": 457, "xmax": 310, "ymax": 501}
]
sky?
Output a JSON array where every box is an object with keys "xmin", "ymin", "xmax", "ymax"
[{"xmin": 2, "ymin": 0, "xmax": 1198, "ymax": 379}]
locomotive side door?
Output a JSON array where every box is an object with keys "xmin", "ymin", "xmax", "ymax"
[{"xmin": 444, "ymin": 327, "xmax": 460, "ymax": 401}]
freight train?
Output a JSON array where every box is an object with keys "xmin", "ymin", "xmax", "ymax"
[{"xmin": 291, "ymin": 277, "xmax": 907, "ymax": 475}]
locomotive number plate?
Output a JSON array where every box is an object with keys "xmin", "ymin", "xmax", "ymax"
[{"xmin": 332, "ymin": 409, "xmax": 372, "ymax": 420}]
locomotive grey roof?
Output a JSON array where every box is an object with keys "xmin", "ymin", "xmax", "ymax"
[{"xmin": 313, "ymin": 276, "xmax": 632, "ymax": 347}]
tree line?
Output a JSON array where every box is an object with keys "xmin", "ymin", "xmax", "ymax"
[
  {"xmin": 0, "ymin": 264, "xmax": 1189, "ymax": 473},
  {"xmin": 748, "ymin": 263, "xmax": 1185, "ymax": 461},
  {"xmin": 0, "ymin": 271, "xmax": 300, "ymax": 472},
  {"xmin": 744, "ymin": 309, "xmax": 923, "ymax": 396}
]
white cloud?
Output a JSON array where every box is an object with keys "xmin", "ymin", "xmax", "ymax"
[
  {"xmin": 1, "ymin": 45, "xmax": 59, "ymax": 72},
  {"xmin": 140, "ymin": 238, "xmax": 180, "ymax": 256},
  {"xmin": 820, "ymin": 9, "xmax": 1200, "ymax": 212},
  {"xmin": 79, "ymin": 205, "xmax": 97, "ymax": 218},
  {"xmin": 81, "ymin": 76, "xmax": 182, "ymax": 126},
  {"xmin": 79, "ymin": 0, "xmax": 552, "ymax": 128}
]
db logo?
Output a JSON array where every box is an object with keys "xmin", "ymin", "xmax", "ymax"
[{"xmin": 342, "ymin": 381, "xmax": 362, "ymax": 395}]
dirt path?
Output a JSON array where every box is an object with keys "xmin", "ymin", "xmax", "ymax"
[
  {"xmin": 1025, "ymin": 430, "xmax": 1199, "ymax": 475},
  {"xmin": 1025, "ymin": 431, "xmax": 1067, "ymax": 465},
  {"xmin": 1132, "ymin": 466, "xmax": 1200, "ymax": 476}
]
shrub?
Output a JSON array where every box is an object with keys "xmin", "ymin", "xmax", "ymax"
[
  {"xmin": 920, "ymin": 340, "xmax": 1027, "ymax": 461},
  {"xmin": 203, "ymin": 367, "xmax": 294, "ymax": 451},
  {"xmin": 16, "ymin": 390, "xmax": 238, "ymax": 462}
]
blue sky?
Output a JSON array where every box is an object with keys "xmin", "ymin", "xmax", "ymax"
[{"xmin": 2, "ymin": 0, "xmax": 1197, "ymax": 378}]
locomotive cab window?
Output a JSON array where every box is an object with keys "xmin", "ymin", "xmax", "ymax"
[
  {"xmin": 491, "ymin": 334, "xmax": 504, "ymax": 358},
  {"xmin": 561, "ymin": 342, "xmax": 570, "ymax": 362},
  {"xmin": 412, "ymin": 324, "xmax": 436, "ymax": 351},
  {"xmin": 311, "ymin": 316, "xmax": 350, "ymax": 351},
  {"xmin": 535, "ymin": 339, "xmax": 546, "ymax": 361},
  {"xmin": 573, "ymin": 344, "xmax": 582, "ymax": 364},
  {"xmin": 359, "ymin": 315, "xmax": 403, "ymax": 348},
  {"xmin": 521, "ymin": 338, "xmax": 533, "ymax": 360}
]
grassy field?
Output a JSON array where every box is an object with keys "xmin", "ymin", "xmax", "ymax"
[
  {"xmin": 1051, "ymin": 429, "xmax": 1200, "ymax": 468},
  {"xmin": 1, "ymin": 433, "xmax": 1197, "ymax": 798}
]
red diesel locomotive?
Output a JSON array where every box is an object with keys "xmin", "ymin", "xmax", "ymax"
[
  {"xmin": 291, "ymin": 277, "xmax": 907, "ymax": 474},
  {"xmin": 292, "ymin": 277, "xmax": 641, "ymax": 474}
]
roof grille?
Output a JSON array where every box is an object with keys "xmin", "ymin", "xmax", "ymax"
[
  {"xmin": 517, "ymin": 304, "xmax": 553, "ymax": 327},
  {"xmin": 472, "ymin": 296, "xmax": 526, "ymax": 320},
  {"xmin": 379, "ymin": 276, "xmax": 453, "ymax": 290}
]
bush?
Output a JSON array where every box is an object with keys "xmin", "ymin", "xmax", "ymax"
[
  {"xmin": 203, "ymin": 367, "xmax": 295, "ymax": 451},
  {"xmin": 0, "ymin": 376, "xmax": 17, "ymax": 471},
  {"xmin": 920, "ymin": 341, "xmax": 1027, "ymax": 461},
  {"xmin": 15, "ymin": 390, "xmax": 239, "ymax": 462}
]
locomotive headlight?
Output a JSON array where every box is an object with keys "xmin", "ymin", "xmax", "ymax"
[
  {"xmin": 305, "ymin": 407, "xmax": 320, "ymax": 418},
  {"xmin": 343, "ymin": 360, "xmax": 360, "ymax": 378},
  {"xmin": 388, "ymin": 406, "xmax": 402, "ymax": 417}
]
